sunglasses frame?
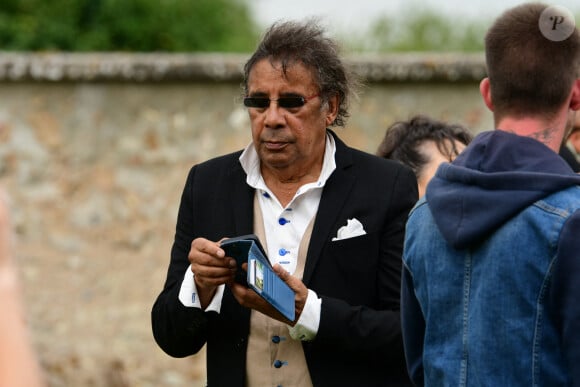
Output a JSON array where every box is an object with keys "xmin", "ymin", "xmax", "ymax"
[{"xmin": 243, "ymin": 93, "xmax": 319, "ymax": 109}]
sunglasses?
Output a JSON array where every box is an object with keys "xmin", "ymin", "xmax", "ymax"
[{"xmin": 243, "ymin": 94, "xmax": 319, "ymax": 109}]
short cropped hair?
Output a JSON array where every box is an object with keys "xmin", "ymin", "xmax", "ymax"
[
  {"xmin": 242, "ymin": 19, "xmax": 359, "ymax": 127},
  {"xmin": 484, "ymin": 3, "xmax": 580, "ymax": 121},
  {"xmin": 377, "ymin": 115, "xmax": 472, "ymax": 179}
]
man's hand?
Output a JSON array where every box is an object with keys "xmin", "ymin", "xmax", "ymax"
[
  {"xmin": 189, "ymin": 237, "xmax": 236, "ymax": 309},
  {"xmin": 230, "ymin": 264, "xmax": 309, "ymax": 325}
]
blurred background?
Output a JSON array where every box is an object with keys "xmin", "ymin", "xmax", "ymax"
[
  {"xmin": 2, "ymin": 0, "xmax": 578, "ymax": 52},
  {"xmin": 0, "ymin": 1, "xmax": 578, "ymax": 386}
]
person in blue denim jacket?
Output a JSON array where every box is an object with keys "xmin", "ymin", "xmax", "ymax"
[{"xmin": 401, "ymin": 3, "xmax": 580, "ymax": 386}]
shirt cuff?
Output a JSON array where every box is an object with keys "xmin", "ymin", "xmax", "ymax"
[
  {"xmin": 178, "ymin": 264, "xmax": 224, "ymax": 312},
  {"xmin": 288, "ymin": 288, "xmax": 321, "ymax": 341}
]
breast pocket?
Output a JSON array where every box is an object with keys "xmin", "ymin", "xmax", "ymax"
[{"xmin": 324, "ymin": 232, "xmax": 380, "ymax": 299}]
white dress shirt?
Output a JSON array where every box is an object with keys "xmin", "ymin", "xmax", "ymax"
[{"xmin": 179, "ymin": 133, "xmax": 336, "ymax": 340}]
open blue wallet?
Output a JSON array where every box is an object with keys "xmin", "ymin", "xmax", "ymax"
[{"xmin": 220, "ymin": 234, "xmax": 296, "ymax": 321}]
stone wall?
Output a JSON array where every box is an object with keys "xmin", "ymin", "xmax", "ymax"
[{"xmin": 0, "ymin": 52, "xmax": 491, "ymax": 386}]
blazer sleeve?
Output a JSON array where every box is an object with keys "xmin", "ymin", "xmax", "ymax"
[{"xmin": 151, "ymin": 166, "xmax": 210, "ymax": 357}]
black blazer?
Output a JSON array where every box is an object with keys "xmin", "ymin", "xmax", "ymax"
[{"xmin": 152, "ymin": 131, "xmax": 418, "ymax": 386}]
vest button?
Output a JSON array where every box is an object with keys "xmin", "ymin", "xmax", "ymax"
[
  {"xmin": 272, "ymin": 335, "xmax": 281, "ymax": 343},
  {"xmin": 274, "ymin": 360, "xmax": 284, "ymax": 368}
]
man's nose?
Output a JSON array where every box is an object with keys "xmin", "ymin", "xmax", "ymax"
[{"xmin": 264, "ymin": 102, "xmax": 286, "ymax": 127}]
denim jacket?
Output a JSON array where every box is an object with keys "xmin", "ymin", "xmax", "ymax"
[{"xmin": 401, "ymin": 131, "xmax": 580, "ymax": 387}]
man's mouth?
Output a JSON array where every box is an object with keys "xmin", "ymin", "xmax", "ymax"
[{"xmin": 263, "ymin": 140, "xmax": 289, "ymax": 150}]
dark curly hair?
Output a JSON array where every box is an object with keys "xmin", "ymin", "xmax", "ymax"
[
  {"xmin": 242, "ymin": 19, "xmax": 359, "ymax": 127},
  {"xmin": 377, "ymin": 115, "xmax": 472, "ymax": 179}
]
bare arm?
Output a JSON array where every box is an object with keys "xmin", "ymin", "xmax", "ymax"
[{"xmin": 0, "ymin": 193, "xmax": 45, "ymax": 387}]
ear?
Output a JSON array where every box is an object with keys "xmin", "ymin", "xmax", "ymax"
[
  {"xmin": 479, "ymin": 78, "xmax": 494, "ymax": 111},
  {"xmin": 569, "ymin": 79, "xmax": 580, "ymax": 111},
  {"xmin": 325, "ymin": 93, "xmax": 340, "ymax": 126}
]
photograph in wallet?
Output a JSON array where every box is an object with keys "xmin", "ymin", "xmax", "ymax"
[{"xmin": 220, "ymin": 234, "xmax": 295, "ymax": 321}]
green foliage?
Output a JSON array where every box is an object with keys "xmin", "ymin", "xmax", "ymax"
[
  {"xmin": 0, "ymin": 0, "xmax": 260, "ymax": 52},
  {"xmin": 345, "ymin": 10, "xmax": 488, "ymax": 52},
  {"xmin": 345, "ymin": 7, "xmax": 580, "ymax": 53},
  {"xmin": 2, "ymin": 2, "xmax": 578, "ymax": 53}
]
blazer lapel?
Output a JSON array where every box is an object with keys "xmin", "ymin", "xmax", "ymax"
[
  {"xmin": 303, "ymin": 132, "xmax": 355, "ymax": 284},
  {"xmin": 228, "ymin": 159, "xmax": 255, "ymax": 235},
  {"xmin": 227, "ymin": 132, "xmax": 356, "ymax": 284}
]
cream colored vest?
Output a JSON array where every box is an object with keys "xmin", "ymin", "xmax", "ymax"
[{"xmin": 245, "ymin": 193, "xmax": 314, "ymax": 387}]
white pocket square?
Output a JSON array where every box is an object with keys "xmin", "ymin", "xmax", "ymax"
[{"xmin": 332, "ymin": 218, "xmax": 366, "ymax": 241}]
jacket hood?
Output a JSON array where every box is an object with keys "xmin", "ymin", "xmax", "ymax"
[{"xmin": 426, "ymin": 130, "xmax": 580, "ymax": 249}]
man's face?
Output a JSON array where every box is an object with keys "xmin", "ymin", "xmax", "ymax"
[
  {"xmin": 416, "ymin": 139, "xmax": 466, "ymax": 198},
  {"xmin": 245, "ymin": 59, "xmax": 337, "ymax": 174}
]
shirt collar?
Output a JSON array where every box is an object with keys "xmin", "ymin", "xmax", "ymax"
[{"xmin": 239, "ymin": 131, "xmax": 337, "ymax": 192}]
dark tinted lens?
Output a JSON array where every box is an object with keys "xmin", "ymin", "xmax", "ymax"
[
  {"xmin": 243, "ymin": 97, "xmax": 270, "ymax": 108},
  {"xmin": 243, "ymin": 96, "xmax": 306, "ymax": 109},
  {"xmin": 277, "ymin": 97, "xmax": 306, "ymax": 108}
]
